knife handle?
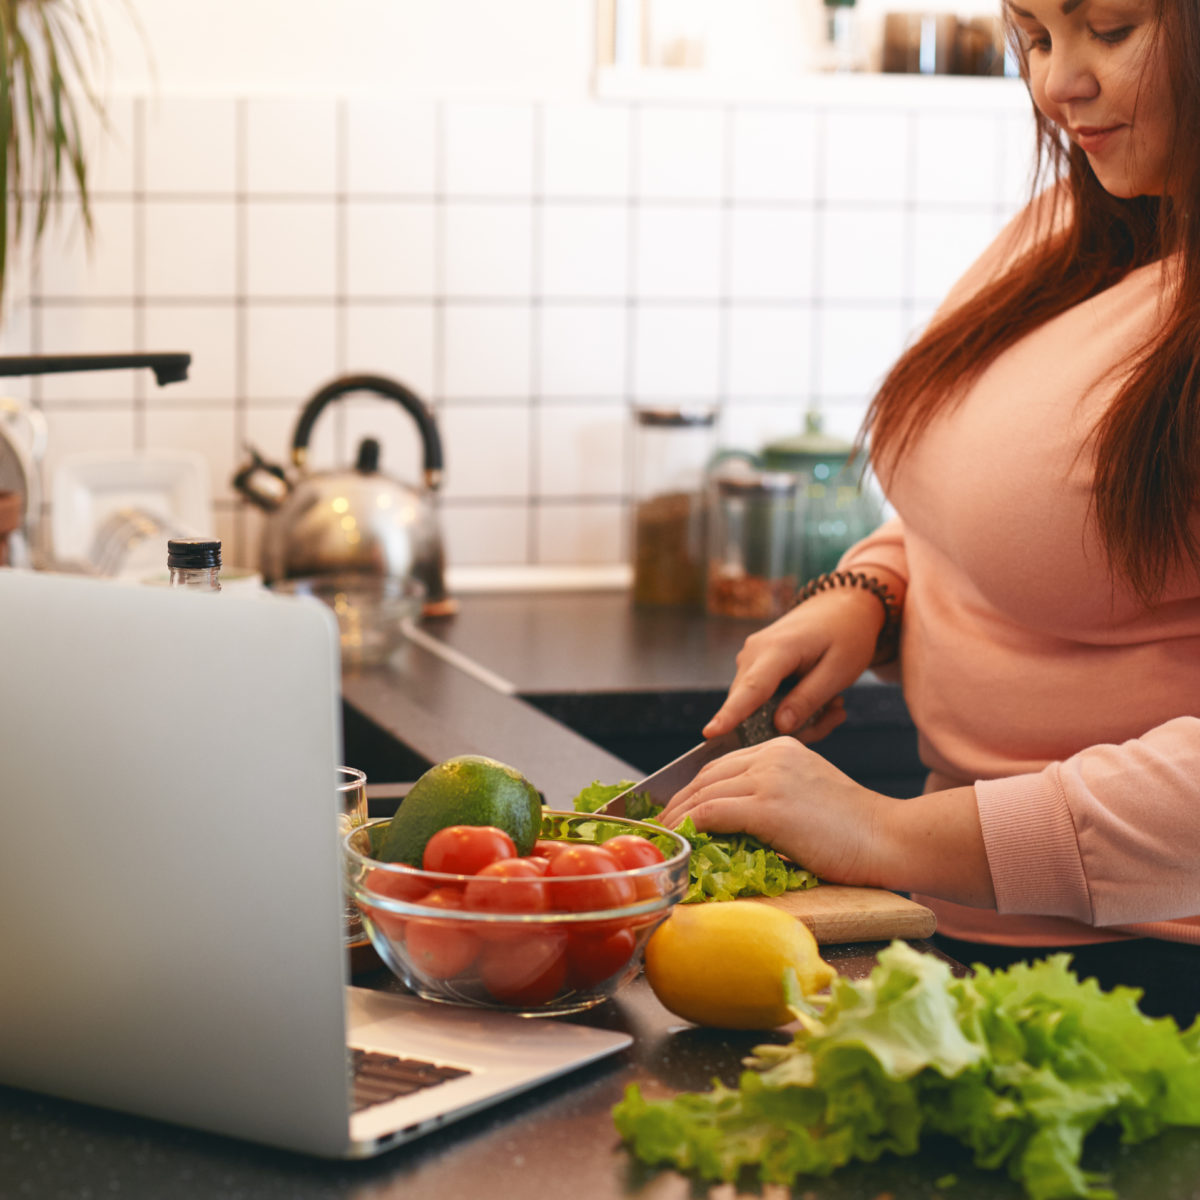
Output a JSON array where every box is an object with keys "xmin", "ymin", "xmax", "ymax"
[{"xmin": 734, "ymin": 675, "xmax": 824, "ymax": 746}]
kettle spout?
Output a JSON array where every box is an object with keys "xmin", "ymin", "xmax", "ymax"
[{"xmin": 232, "ymin": 445, "xmax": 291, "ymax": 512}]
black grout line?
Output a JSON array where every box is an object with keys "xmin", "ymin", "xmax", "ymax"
[
  {"xmin": 809, "ymin": 108, "xmax": 827, "ymax": 407},
  {"xmin": 619, "ymin": 102, "xmax": 641, "ymax": 562},
  {"xmin": 232, "ymin": 97, "xmax": 250, "ymax": 563},
  {"xmin": 715, "ymin": 104, "xmax": 733, "ymax": 422},
  {"xmin": 528, "ymin": 102, "xmax": 544, "ymax": 563},
  {"xmin": 131, "ymin": 96, "xmax": 147, "ymax": 450},
  {"xmin": 58, "ymin": 189, "xmax": 1005, "ymax": 216},
  {"xmin": 432, "ymin": 100, "xmax": 446, "ymax": 412},
  {"xmin": 30, "ymin": 293, "xmax": 932, "ymax": 309}
]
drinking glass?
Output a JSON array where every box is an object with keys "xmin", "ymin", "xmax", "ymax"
[{"xmin": 337, "ymin": 766, "xmax": 376, "ymax": 970}]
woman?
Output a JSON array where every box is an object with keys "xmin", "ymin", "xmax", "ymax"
[{"xmin": 660, "ymin": 0, "xmax": 1200, "ymax": 1024}]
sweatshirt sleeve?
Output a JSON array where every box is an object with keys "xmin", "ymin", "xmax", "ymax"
[
  {"xmin": 837, "ymin": 515, "xmax": 909, "ymax": 593},
  {"xmin": 975, "ymin": 716, "xmax": 1200, "ymax": 927}
]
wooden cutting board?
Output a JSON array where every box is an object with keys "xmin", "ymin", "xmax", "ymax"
[{"xmin": 754, "ymin": 884, "xmax": 937, "ymax": 944}]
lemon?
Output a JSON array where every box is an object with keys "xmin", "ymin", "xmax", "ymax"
[
  {"xmin": 643, "ymin": 900, "xmax": 836, "ymax": 1029},
  {"xmin": 377, "ymin": 754, "xmax": 542, "ymax": 866}
]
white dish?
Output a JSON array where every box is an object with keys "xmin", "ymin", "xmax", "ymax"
[{"xmin": 52, "ymin": 449, "xmax": 213, "ymax": 573}]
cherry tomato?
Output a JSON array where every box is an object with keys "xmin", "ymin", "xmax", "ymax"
[
  {"xmin": 524, "ymin": 855, "xmax": 552, "ymax": 875},
  {"xmin": 362, "ymin": 866, "xmax": 430, "ymax": 940},
  {"xmin": 422, "ymin": 825, "xmax": 516, "ymax": 875},
  {"xmin": 602, "ymin": 835, "xmax": 667, "ymax": 900},
  {"xmin": 532, "ymin": 839, "xmax": 572, "ymax": 860},
  {"xmin": 478, "ymin": 932, "xmax": 568, "ymax": 1007},
  {"xmin": 547, "ymin": 844, "xmax": 636, "ymax": 912},
  {"xmin": 602, "ymin": 835, "xmax": 666, "ymax": 871},
  {"xmin": 366, "ymin": 865, "xmax": 431, "ymax": 905},
  {"xmin": 566, "ymin": 925, "xmax": 636, "ymax": 990},
  {"xmin": 463, "ymin": 858, "xmax": 549, "ymax": 941},
  {"xmin": 405, "ymin": 888, "xmax": 481, "ymax": 979}
]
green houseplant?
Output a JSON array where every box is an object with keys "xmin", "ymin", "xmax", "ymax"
[{"xmin": 0, "ymin": 0, "xmax": 117, "ymax": 308}]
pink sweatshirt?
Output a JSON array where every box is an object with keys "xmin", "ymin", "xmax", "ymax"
[{"xmin": 841, "ymin": 194, "xmax": 1200, "ymax": 947}]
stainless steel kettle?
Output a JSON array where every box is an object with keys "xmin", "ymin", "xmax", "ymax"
[
  {"xmin": 232, "ymin": 373, "xmax": 454, "ymax": 616},
  {"xmin": 0, "ymin": 397, "xmax": 47, "ymax": 567}
]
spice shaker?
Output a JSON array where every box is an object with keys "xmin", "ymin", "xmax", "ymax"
[
  {"xmin": 706, "ymin": 462, "xmax": 803, "ymax": 621},
  {"xmin": 631, "ymin": 406, "xmax": 717, "ymax": 608}
]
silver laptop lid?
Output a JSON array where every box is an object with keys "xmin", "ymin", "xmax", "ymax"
[{"xmin": 0, "ymin": 569, "xmax": 354, "ymax": 1155}]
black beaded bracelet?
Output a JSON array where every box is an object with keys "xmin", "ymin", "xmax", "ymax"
[{"xmin": 793, "ymin": 570, "xmax": 901, "ymax": 665}]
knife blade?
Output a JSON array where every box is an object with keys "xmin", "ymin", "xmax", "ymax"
[{"xmin": 596, "ymin": 688, "xmax": 799, "ymax": 818}]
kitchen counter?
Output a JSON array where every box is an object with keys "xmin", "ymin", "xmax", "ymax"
[
  {"xmin": 6, "ymin": 954, "xmax": 1200, "ymax": 1200},
  {"xmin": 341, "ymin": 589, "xmax": 928, "ymax": 805},
  {"xmin": 8, "ymin": 589, "xmax": 1200, "ymax": 1199}
]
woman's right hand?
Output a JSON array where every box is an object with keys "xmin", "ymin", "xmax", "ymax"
[{"xmin": 704, "ymin": 585, "xmax": 888, "ymax": 740}]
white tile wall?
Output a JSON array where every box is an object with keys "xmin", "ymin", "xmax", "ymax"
[
  {"xmin": 541, "ymin": 204, "xmax": 629, "ymax": 298},
  {"xmin": 21, "ymin": 84, "xmax": 1031, "ymax": 571},
  {"xmin": 345, "ymin": 202, "xmax": 438, "ymax": 297}
]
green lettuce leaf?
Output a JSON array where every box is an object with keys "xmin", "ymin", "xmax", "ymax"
[
  {"xmin": 567, "ymin": 781, "xmax": 818, "ymax": 903},
  {"xmin": 613, "ymin": 941, "xmax": 1200, "ymax": 1200}
]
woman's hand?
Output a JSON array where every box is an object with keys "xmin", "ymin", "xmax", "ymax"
[
  {"xmin": 704, "ymin": 585, "xmax": 888, "ymax": 741},
  {"xmin": 660, "ymin": 737, "xmax": 888, "ymax": 884},
  {"xmin": 658, "ymin": 739, "xmax": 997, "ymax": 907}
]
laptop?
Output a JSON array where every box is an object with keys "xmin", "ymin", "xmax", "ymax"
[{"xmin": 0, "ymin": 568, "xmax": 630, "ymax": 1158}]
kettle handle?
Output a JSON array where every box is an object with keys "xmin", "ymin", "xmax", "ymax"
[{"xmin": 290, "ymin": 373, "xmax": 444, "ymax": 489}]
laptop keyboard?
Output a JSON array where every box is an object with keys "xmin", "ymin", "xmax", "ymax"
[{"xmin": 350, "ymin": 1047, "xmax": 473, "ymax": 1113}]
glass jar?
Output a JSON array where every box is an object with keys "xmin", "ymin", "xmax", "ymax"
[
  {"xmin": 631, "ymin": 406, "xmax": 717, "ymax": 608},
  {"xmin": 706, "ymin": 463, "xmax": 803, "ymax": 621},
  {"xmin": 758, "ymin": 412, "xmax": 884, "ymax": 580}
]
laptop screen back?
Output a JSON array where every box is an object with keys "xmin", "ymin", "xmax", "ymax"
[{"xmin": 0, "ymin": 570, "xmax": 355, "ymax": 1155}]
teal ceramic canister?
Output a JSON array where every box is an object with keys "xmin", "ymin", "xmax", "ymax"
[{"xmin": 758, "ymin": 412, "xmax": 884, "ymax": 579}]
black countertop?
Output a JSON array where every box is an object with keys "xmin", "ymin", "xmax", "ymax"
[
  {"xmin": 340, "ymin": 590, "xmax": 927, "ymax": 805},
  {"xmin": 8, "ymin": 590, "xmax": 1200, "ymax": 1199},
  {"xmin": 8, "ymin": 959, "xmax": 1200, "ymax": 1200}
]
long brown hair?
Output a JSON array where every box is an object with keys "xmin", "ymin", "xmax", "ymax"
[{"xmin": 862, "ymin": 0, "xmax": 1200, "ymax": 602}]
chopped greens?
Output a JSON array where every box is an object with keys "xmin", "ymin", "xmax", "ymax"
[
  {"xmin": 612, "ymin": 941, "xmax": 1200, "ymax": 1200},
  {"xmin": 566, "ymin": 780, "xmax": 818, "ymax": 904}
]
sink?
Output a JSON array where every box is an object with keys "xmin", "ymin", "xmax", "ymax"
[{"xmin": 341, "ymin": 698, "xmax": 431, "ymax": 814}]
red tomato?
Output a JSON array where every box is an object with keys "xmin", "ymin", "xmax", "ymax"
[
  {"xmin": 422, "ymin": 825, "xmax": 516, "ymax": 875},
  {"xmin": 463, "ymin": 859, "xmax": 548, "ymax": 923},
  {"xmin": 524, "ymin": 855, "xmax": 552, "ymax": 875},
  {"xmin": 566, "ymin": 925, "xmax": 636, "ymax": 990},
  {"xmin": 362, "ymin": 866, "xmax": 431, "ymax": 941},
  {"xmin": 366, "ymin": 865, "xmax": 431, "ymax": 905},
  {"xmin": 602, "ymin": 835, "xmax": 666, "ymax": 900},
  {"xmin": 547, "ymin": 844, "xmax": 636, "ymax": 912},
  {"xmin": 532, "ymin": 839, "xmax": 572, "ymax": 860},
  {"xmin": 478, "ymin": 932, "xmax": 568, "ymax": 1007},
  {"xmin": 602, "ymin": 835, "xmax": 666, "ymax": 871},
  {"xmin": 405, "ymin": 889, "xmax": 481, "ymax": 979}
]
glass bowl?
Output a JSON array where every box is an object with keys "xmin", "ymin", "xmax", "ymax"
[
  {"xmin": 343, "ymin": 811, "xmax": 691, "ymax": 1016},
  {"xmin": 271, "ymin": 572, "xmax": 424, "ymax": 666}
]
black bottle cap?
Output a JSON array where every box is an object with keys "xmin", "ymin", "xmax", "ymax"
[{"xmin": 167, "ymin": 538, "xmax": 222, "ymax": 570}]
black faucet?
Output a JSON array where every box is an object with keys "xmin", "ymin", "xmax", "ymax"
[{"xmin": 0, "ymin": 353, "xmax": 190, "ymax": 386}]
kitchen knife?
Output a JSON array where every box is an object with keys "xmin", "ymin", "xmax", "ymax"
[{"xmin": 596, "ymin": 688, "xmax": 799, "ymax": 818}]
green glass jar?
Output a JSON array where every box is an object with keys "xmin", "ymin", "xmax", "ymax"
[{"xmin": 757, "ymin": 413, "xmax": 884, "ymax": 580}]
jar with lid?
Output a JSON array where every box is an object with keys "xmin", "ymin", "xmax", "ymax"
[
  {"xmin": 758, "ymin": 412, "xmax": 884, "ymax": 580},
  {"xmin": 706, "ymin": 462, "xmax": 803, "ymax": 621},
  {"xmin": 631, "ymin": 407, "xmax": 717, "ymax": 608}
]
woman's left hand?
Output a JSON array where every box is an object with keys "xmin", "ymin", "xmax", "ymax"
[{"xmin": 658, "ymin": 737, "xmax": 889, "ymax": 887}]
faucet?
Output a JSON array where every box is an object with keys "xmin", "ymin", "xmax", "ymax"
[{"xmin": 0, "ymin": 353, "xmax": 191, "ymax": 386}]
